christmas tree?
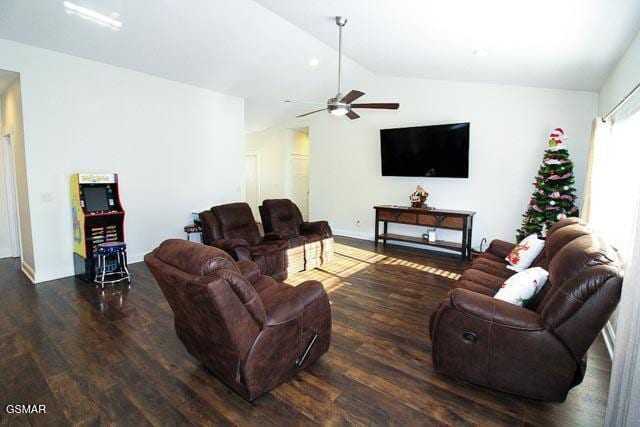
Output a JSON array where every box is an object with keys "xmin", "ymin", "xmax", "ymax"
[{"xmin": 516, "ymin": 128, "xmax": 579, "ymax": 241}]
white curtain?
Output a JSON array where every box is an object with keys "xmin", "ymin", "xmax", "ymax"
[
  {"xmin": 602, "ymin": 108, "xmax": 640, "ymax": 425},
  {"xmin": 587, "ymin": 112, "xmax": 640, "ymax": 258},
  {"xmin": 581, "ymin": 117, "xmax": 611, "ymax": 222},
  {"xmin": 605, "ymin": 196, "xmax": 640, "ymax": 425}
]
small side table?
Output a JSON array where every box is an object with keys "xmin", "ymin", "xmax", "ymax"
[{"xmin": 184, "ymin": 224, "xmax": 203, "ymax": 242}]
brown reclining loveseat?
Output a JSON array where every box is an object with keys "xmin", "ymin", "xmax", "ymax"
[
  {"xmin": 200, "ymin": 202, "xmax": 289, "ymax": 280},
  {"xmin": 145, "ymin": 239, "xmax": 332, "ymax": 401},
  {"xmin": 259, "ymin": 199, "xmax": 334, "ymax": 274},
  {"xmin": 429, "ymin": 218, "xmax": 623, "ymax": 401}
]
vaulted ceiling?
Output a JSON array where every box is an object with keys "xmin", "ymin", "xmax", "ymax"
[
  {"xmin": 255, "ymin": 0, "xmax": 640, "ymax": 91},
  {"xmin": 0, "ymin": 0, "xmax": 638, "ymax": 131}
]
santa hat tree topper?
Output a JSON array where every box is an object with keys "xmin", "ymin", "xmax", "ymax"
[
  {"xmin": 548, "ymin": 127, "xmax": 567, "ymax": 151},
  {"xmin": 516, "ymin": 127, "xmax": 579, "ymax": 241}
]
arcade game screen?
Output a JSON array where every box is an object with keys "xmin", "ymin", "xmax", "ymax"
[{"xmin": 84, "ymin": 186, "xmax": 110, "ymax": 212}]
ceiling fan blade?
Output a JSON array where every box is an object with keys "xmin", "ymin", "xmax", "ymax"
[
  {"xmin": 296, "ymin": 108, "xmax": 326, "ymax": 118},
  {"xmin": 351, "ymin": 103, "xmax": 400, "ymax": 110},
  {"xmin": 284, "ymin": 100, "xmax": 325, "ymax": 105},
  {"xmin": 340, "ymin": 90, "xmax": 365, "ymax": 104},
  {"xmin": 346, "ymin": 110, "xmax": 360, "ymax": 120}
]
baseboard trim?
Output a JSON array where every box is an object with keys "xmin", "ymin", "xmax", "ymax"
[
  {"xmin": 333, "ymin": 229, "xmax": 374, "ymax": 241},
  {"xmin": 23, "ymin": 252, "xmax": 147, "ymax": 284},
  {"xmin": 602, "ymin": 321, "xmax": 615, "ymax": 360},
  {"xmin": 127, "ymin": 252, "xmax": 146, "ymax": 265},
  {"xmin": 21, "ymin": 260, "xmax": 36, "ymax": 283}
]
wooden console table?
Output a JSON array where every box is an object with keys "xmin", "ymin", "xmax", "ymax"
[{"xmin": 374, "ymin": 205, "xmax": 475, "ymax": 260}]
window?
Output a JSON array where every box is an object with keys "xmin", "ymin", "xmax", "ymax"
[{"xmin": 590, "ymin": 107, "xmax": 640, "ymax": 259}]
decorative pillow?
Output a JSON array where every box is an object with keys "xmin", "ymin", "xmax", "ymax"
[
  {"xmin": 505, "ymin": 234, "xmax": 545, "ymax": 272},
  {"xmin": 494, "ymin": 267, "xmax": 549, "ymax": 306}
]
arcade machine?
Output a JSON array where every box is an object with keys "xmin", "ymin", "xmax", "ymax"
[{"xmin": 70, "ymin": 173, "xmax": 126, "ymax": 282}]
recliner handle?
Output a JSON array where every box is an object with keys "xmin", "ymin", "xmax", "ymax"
[{"xmin": 295, "ymin": 333, "xmax": 318, "ymax": 367}]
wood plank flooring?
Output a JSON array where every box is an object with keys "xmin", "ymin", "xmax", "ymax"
[{"xmin": 0, "ymin": 237, "xmax": 611, "ymax": 426}]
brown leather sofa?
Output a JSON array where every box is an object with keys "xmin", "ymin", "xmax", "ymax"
[
  {"xmin": 429, "ymin": 218, "xmax": 623, "ymax": 401},
  {"xmin": 200, "ymin": 202, "xmax": 289, "ymax": 281},
  {"xmin": 144, "ymin": 239, "xmax": 332, "ymax": 401},
  {"xmin": 259, "ymin": 199, "xmax": 334, "ymax": 274}
]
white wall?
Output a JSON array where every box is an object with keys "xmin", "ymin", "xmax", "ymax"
[
  {"xmin": 245, "ymin": 127, "xmax": 287, "ymax": 204},
  {"xmin": 283, "ymin": 129, "xmax": 309, "ymax": 198},
  {"xmin": 0, "ymin": 39, "xmax": 244, "ymax": 283},
  {"xmin": 1, "ymin": 77, "xmax": 35, "ymax": 269},
  {"xmin": 300, "ymin": 76, "xmax": 597, "ymax": 251},
  {"xmin": 245, "ymin": 126, "xmax": 309, "ymax": 211},
  {"xmin": 599, "ymin": 29, "xmax": 640, "ymax": 116}
]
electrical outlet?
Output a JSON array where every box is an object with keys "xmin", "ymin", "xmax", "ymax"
[{"xmin": 41, "ymin": 193, "xmax": 53, "ymax": 202}]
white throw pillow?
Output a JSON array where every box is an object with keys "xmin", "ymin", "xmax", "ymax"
[
  {"xmin": 494, "ymin": 267, "xmax": 549, "ymax": 307},
  {"xmin": 505, "ymin": 234, "xmax": 545, "ymax": 272}
]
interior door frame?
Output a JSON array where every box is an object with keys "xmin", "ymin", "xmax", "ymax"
[
  {"xmin": 245, "ymin": 151, "xmax": 261, "ymax": 218},
  {"xmin": 2, "ymin": 131, "xmax": 22, "ymax": 259}
]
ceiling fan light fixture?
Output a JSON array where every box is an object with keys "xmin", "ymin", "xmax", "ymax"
[
  {"xmin": 329, "ymin": 105, "xmax": 349, "ymax": 116},
  {"xmin": 328, "ymin": 96, "xmax": 349, "ymax": 116}
]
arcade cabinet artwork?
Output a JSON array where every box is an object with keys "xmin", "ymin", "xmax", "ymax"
[{"xmin": 71, "ymin": 173, "xmax": 126, "ymax": 282}]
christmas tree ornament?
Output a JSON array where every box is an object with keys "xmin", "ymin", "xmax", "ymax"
[{"xmin": 516, "ymin": 127, "xmax": 579, "ymax": 241}]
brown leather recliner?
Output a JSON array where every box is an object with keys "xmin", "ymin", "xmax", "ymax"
[
  {"xmin": 259, "ymin": 199, "xmax": 334, "ymax": 274},
  {"xmin": 200, "ymin": 202, "xmax": 289, "ymax": 281},
  {"xmin": 429, "ymin": 218, "xmax": 623, "ymax": 401},
  {"xmin": 144, "ymin": 239, "xmax": 332, "ymax": 401}
]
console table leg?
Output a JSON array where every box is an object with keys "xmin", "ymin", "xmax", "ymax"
[
  {"xmin": 374, "ymin": 217, "xmax": 379, "ymax": 248},
  {"xmin": 467, "ymin": 216, "xmax": 474, "ymax": 260},
  {"xmin": 461, "ymin": 218, "xmax": 468, "ymax": 260},
  {"xmin": 383, "ymin": 221, "xmax": 388, "ymax": 246}
]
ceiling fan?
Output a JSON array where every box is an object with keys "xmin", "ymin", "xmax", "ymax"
[{"xmin": 286, "ymin": 16, "xmax": 399, "ymax": 120}]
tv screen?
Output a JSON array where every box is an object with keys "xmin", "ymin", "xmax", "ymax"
[
  {"xmin": 84, "ymin": 186, "xmax": 110, "ymax": 212},
  {"xmin": 380, "ymin": 122, "xmax": 470, "ymax": 177}
]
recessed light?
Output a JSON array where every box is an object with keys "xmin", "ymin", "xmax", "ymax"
[
  {"xmin": 473, "ymin": 49, "xmax": 489, "ymax": 57},
  {"xmin": 309, "ymin": 57, "xmax": 320, "ymax": 67},
  {"xmin": 63, "ymin": 1, "xmax": 122, "ymax": 30}
]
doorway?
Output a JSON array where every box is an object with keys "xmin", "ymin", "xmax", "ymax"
[
  {"xmin": 245, "ymin": 152, "xmax": 260, "ymax": 219},
  {"xmin": 289, "ymin": 153, "xmax": 309, "ymax": 221},
  {"xmin": 1, "ymin": 134, "xmax": 21, "ymax": 258}
]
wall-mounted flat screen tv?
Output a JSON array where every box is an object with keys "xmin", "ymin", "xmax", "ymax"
[{"xmin": 380, "ymin": 122, "xmax": 470, "ymax": 177}]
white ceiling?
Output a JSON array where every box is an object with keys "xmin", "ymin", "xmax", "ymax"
[
  {"xmin": 0, "ymin": 0, "xmax": 638, "ymax": 131},
  {"xmin": 0, "ymin": 0, "xmax": 371, "ymax": 131},
  {"xmin": 255, "ymin": 0, "xmax": 640, "ymax": 92}
]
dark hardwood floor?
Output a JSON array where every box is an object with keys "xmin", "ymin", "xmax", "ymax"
[{"xmin": 0, "ymin": 237, "xmax": 610, "ymax": 426}]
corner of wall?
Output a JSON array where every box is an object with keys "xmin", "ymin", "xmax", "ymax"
[{"xmin": 20, "ymin": 259, "xmax": 35, "ymax": 283}]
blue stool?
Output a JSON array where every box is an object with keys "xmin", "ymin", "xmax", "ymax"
[{"xmin": 95, "ymin": 241, "xmax": 131, "ymax": 289}]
